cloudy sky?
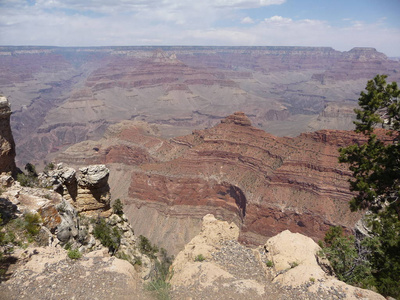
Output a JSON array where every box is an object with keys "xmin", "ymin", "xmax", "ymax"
[{"xmin": 0, "ymin": 0, "xmax": 399, "ymax": 56}]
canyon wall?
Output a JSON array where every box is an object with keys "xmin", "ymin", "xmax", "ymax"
[
  {"xmin": 1, "ymin": 46, "xmax": 399, "ymax": 168},
  {"xmin": 58, "ymin": 113, "xmax": 369, "ymax": 254},
  {"xmin": 0, "ymin": 96, "xmax": 16, "ymax": 175}
]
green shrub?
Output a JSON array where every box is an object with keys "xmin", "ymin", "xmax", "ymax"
[
  {"xmin": 289, "ymin": 261, "xmax": 299, "ymax": 268},
  {"xmin": 117, "ymin": 252, "xmax": 143, "ymax": 267},
  {"xmin": 194, "ymin": 254, "xmax": 205, "ymax": 262},
  {"xmin": 23, "ymin": 212, "xmax": 41, "ymax": 236},
  {"xmin": 134, "ymin": 257, "xmax": 142, "ymax": 266},
  {"xmin": 68, "ymin": 249, "xmax": 82, "ymax": 260},
  {"xmin": 44, "ymin": 162, "xmax": 55, "ymax": 173},
  {"xmin": 265, "ymin": 260, "xmax": 274, "ymax": 267},
  {"xmin": 25, "ymin": 163, "xmax": 37, "ymax": 177},
  {"xmin": 319, "ymin": 226, "xmax": 373, "ymax": 287},
  {"xmin": 64, "ymin": 242, "xmax": 72, "ymax": 250},
  {"xmin": 145, "ymin": 255, "xmax": 173, "ymax": 300},
  {"xmin": 16, "ymin": 163, "xmax": 39, "ymax": 187},
  {"xmin": 139, "ymin": 235, "xmax": 158, "ymax": 259},
  {"xmin": 93, "ymin": 218, "xmax": 121, "ymax": 253},
  {"xmin": 17, "ymin": 173, "xmax": 38, "ymax": 187},
  {"xmin": 145, "ymin": 278, "xmax": 171, "ymax": 300},
  {"xmin": 112, "ymin": 199, "xmax": 124, "ymax": 217}
]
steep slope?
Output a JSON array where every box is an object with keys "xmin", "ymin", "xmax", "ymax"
[
  {"xmin": 57, "ymin": 112, "xmax": 376, "ymax": 255},
  {"xmin": 0, "ymin": 96, "xmax": 16, "ymax": 175}
]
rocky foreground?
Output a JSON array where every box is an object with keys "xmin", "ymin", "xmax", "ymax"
[{"xmin": 0, "ymin": 197, "xmax": 384, "ymax": 300}]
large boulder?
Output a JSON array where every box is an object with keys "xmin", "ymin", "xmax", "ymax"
[
  {"xmin": 265, "ymin": 230, "xmax": 385, "ymax": 300},
  {"xmin": 41, "ymin": 163, "xmax": 111, "ymax": 216}
]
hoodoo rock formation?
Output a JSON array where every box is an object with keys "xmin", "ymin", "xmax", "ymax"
[
  {"xmin": 41, "ymin": 164, "xmax": 112, "ymax": 216},
  {"xmin": 0, "ymin": 96, "xmax": 16, "ymax": 175},
  {"xmin": 58, "ymin": 112, "xmax": 368, "ymax": 255}
]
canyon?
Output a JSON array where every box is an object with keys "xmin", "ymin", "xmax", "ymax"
[
  {"xmin": 1, "ymin": 46, "xmax": 400, "ymax": 298},
  {"xmin": 1, "ymin": 46, "xmax": 399, "ymax": 168},
  {"xmin": 57, "ymin": 112, "xmax": 384, "ymax": 255}
]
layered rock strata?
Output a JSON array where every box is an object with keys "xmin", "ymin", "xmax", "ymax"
[
  {"xmin": 41, "ymin": 163, "xmax": 111, "ymax": 216},
  {"xmin": 0, "ymin": 96, "xmax": 16, "ymax": 175},
  {"xmin": 58, "ymin": 113, "xmax": 371, "ymax": 255},
  {"xmin": 3, "ymin": 46, "xmax": 400, "ymax": 167}
]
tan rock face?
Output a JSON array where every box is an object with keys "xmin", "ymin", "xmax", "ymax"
[
  {"xmin": 171, "ymin": 214, "xmax": 239, "ymax": 287},
  {"xmin": 265, "ymin": 230, "xmax": 385, "ymax": 300},
  {"xmin": 0, "ymin": 96, "xmax": 16, "ymax": 175},
  {"xmin": 42, "ymin": 163, "xmax": 111, "ymax": 216}
]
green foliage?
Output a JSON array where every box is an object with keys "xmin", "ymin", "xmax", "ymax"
[
  {"xmin": 17, "ymin": 163, "xmax": 40, "ymax": 187},
  {"xmin": 338, "ymin": 75, "xmax": 400, "ymax": 298},
  {"xmin": 265, "ymin": 260, "xmax": 274, "ymax": 267},
  {"xmin": 67, "ymin": 249, "xmax": 82, "ymax": 260},
  {"xmin": 17, "ymin": 173, "xmax": 37, "ymax": 187},
  {"xmin": 134, "ymin": 257, "xmax": 142, "ymax": 266},
  {"xmin": 339, "ymin": 74, "xmax": 400, "ymax": 215},
  {"xmin": 145, "ymin": 248, "xmax": 173, "ymax": 300},
  {"xmin": 309, "ymin": 277, "xmax": 315, "ymax": 283},
  {"xmin": 23, "ymin": 212, "xmax": 41, "ymax": 236},
  {"xmin": 289, "ymin": 261, "xmax": 299, "ymax": 268},
  {"xmin": 363, "ymin": 211, "xmax": 400, "ymax": 297},
  {"xmin": 43, "ymin": 162, "xmax": 55, "ymax": 173},
  {"xmin": 24, "ymin": 163, "xmax": 37, "ymax": 177},
  {"xmin": 93, "ymin": 218, "xmax": 121, "ymax": 253},
  {"xmin": 115, "ymin": 251, "xmax": 143, "ymax": 267},
  {"xmin": 0, "ymin": 212, "xmax": 41, "ymax": 264},
  {"xmin": 112, "ymin": 199, "xmax": 124, "ymax": 217},
  {"xmin": 145, "ymin": 278, "xmax": 171, "ymax": 300},
  {"xmin": 319, "ymin": 226, "xmax": 372, "ymax": 286},
  {"xmin": 64, "ymin": 242, "xmax": 72, "ymax": 250},
  {"xmin": 138, "ymin": 235, "xmax": 158, "ymax": 259},
  {"xmin": 194, "ymin": 254, "xmax": 205, "ymax": 262}
]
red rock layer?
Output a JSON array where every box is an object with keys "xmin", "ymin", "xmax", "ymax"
[
  {"xmin": 59, "ymin": 113, "xmax": 376, "ymax": 245},
  {"xmin": 127, "ymin": 113, "xmax": 368, "ymax": 243}
]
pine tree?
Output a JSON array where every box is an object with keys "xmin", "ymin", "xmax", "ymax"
[{"xmin": 339, "ymin": 75, "xmax": 400, "ymax": 298}]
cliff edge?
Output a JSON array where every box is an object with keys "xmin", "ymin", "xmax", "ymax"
[{"xmin": 0, "ymin": 96, "xmax": 16, "ymax": 175}]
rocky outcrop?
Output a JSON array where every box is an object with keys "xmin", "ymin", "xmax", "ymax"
[
  {"xmin": 0, "ymin": 248, "xmax": 146, "ymax": 300},
  {"xmin": 265, "ymin": 230, "xmax": 384, "ymax": 300},
  {"xmin": 170, "ymin": 214, "xmax": 384, "ymax": 300},
  {"xmin": 0, "ymin": 96, "xmax": 16, "ymax": 175},
  {"xmin": 0, "ymin": 176, "xmax": 155, "ymax": 296},
  {"xmin": 41, "ymin": 163, "xmax": 111, "ymax": 216}
]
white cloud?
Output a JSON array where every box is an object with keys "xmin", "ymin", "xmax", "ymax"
[
  {"xmin": 264, "ymin": 15, "xmax": 293, "ymax": 25},
  {"xmin": 213, "ymin": 0, "xmax": 286, "ymax": 8},
  {"xmin": 241, "ymin": 17, "xmax": 255, "ymax": 24},
  {"xmin": 0, "ymin": 1, "xmax": 399, "ymax": 56}
]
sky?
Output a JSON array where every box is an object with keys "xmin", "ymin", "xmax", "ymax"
[{"xmin": 0, "ymin": 0, "xmax": 400, "ymax": 56}]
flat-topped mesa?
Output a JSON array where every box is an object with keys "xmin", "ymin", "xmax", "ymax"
[
  {"xmin": 346, "ymin": 47, "xmax": 386, "ymax": 59},
  {"xmin": 220, "ymin": 111, "xmax": 252, "ymax": 126},
  {"xmin": 0, "ymin": 96, "xmax": 16, "ymax": 176}
]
